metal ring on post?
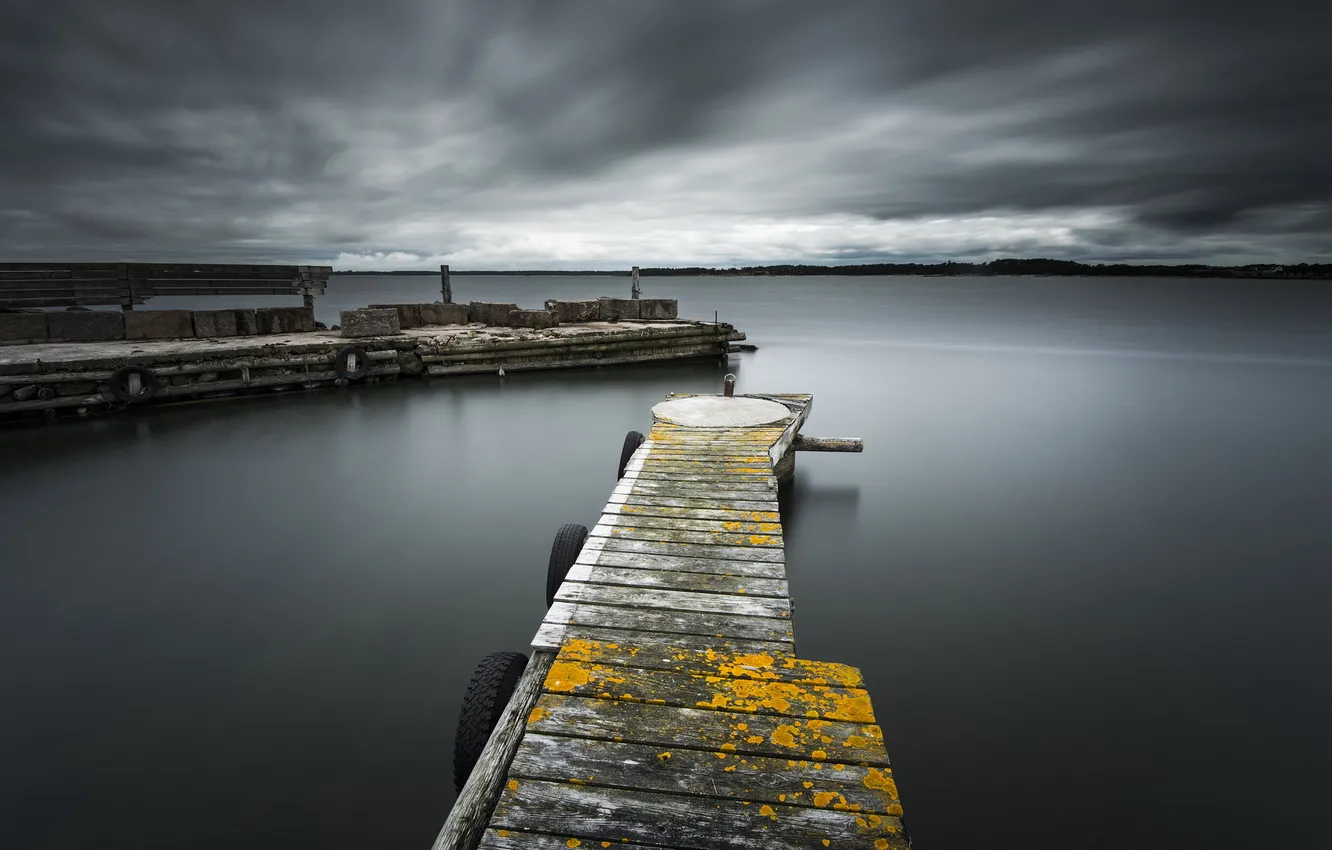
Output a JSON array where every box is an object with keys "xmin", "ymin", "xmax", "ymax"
[
  {"xmin": 723, "ymin": 373, "xmax": 737, "ymax": 397},
  {"xmin": 333, "ymin": 346, "xmax": 371, "ymax": 380}
]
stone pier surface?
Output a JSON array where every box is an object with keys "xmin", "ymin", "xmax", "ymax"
[{"xmin": 0, "ymin": 320, "xmax": 743, "ymax": 421}]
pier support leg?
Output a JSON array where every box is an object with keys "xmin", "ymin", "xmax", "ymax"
[
  {"xmin": 441, "ymin": 264, "xmax": 453, "ymax": 304},
  {"xmin": 631, "ymin": 266, "xmax": 641, "ymax": 300},
  {"xmin": 774, "ymin": 449, "xmax": 796, "ymax": 486}
]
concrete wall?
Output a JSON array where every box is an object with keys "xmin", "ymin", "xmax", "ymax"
[{"xmin": 0, "ymin": 306, "xmax": 316, "ymax": 344}]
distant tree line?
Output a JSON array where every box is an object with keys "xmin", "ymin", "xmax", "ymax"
[{"xmin": 639, "ymin": 259, "xmax": 1332, "ymax": 279}]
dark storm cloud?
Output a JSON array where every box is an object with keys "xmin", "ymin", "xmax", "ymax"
[{"xmin": 0, "ymin": 1, "xmax": 1328, "ymax": 265}]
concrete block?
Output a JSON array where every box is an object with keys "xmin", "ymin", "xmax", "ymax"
[
  {"xmin": 234, "ymin": 309, "xmax": 260, "ymax": 335},
  {"xmin": 125, "ymin": 309, "xmax": 195, "ymax": 340},
  {"xmin": 598, "ymin": 297, "xmax": 642, "ymax": 321},
  {"xmin": 0, "ymin": 312, "xmax": 48, "ymax": 342},
  {"xmin": 192, "ymin": 309, "xmax": 239, "ymax": 338},
  {"xmin": 340, "ymin": 308, "xmax": 402, "ymax": 337},
  {"xmin": 419, "ymin": 303, "xmax": 469, "ymax": 326},
  {"xmin": 368, "ymin": 304, "xmax": 424, "ymax": 329},
  {"xmin": 544, "ymin": 299, "xmax": 601, "ymax": 323},
  {"xmin": 638, "ymin": 298, "xmax": 678, "ymax": 320},
  {"xmin": 468, "ymin": 302, "xmax": 520, "ymax": 326},
  {"xmin": 254, "ymin": 306, "xmax": 316, "ymax": 334},
  {"xmin": 507, "ymin": 309, "xmax": 559, "ymax": 330},
  {"xmin": 47, "ymin": 310, "xmax": 125, "ymax": 341}
]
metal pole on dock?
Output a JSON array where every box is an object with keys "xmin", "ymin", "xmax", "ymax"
[
  {"xmin": 441, "ymin": 264, "xmax": 452, "ymax": 304},
  {"xmin": 630, "ymin": 266, "xmax": 641, "ymax": 300}
]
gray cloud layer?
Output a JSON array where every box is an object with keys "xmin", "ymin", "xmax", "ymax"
[{"xmin": 2, "ymin": 1, "xmax": 1329, "ymax": 267}]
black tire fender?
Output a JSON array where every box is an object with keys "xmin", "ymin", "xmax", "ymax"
[
  {"xmin": 547, "ymin": 523, "xmax": 589, "ymax": 607},
  {"xmin": 453, "ymin": 651, "xmax": 527, "ymax": 793},
  {"xmin": 617, "ymin": 430, "xmax": 645, "ymax": 480},
  {"xmin": 333, "ymin": 346, "xmax": 371, "ymax": 380},
  {"xmin": 108, "ymin": 366, "xmax": 159, "ymax": 404}
]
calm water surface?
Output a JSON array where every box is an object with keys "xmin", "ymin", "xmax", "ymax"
[{"xmin": 3, "ymin": 275, "xmax": 1330, "ymax": 849}]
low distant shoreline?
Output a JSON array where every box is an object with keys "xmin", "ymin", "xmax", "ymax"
[{"xmin": 333, "ymin": 259, "xmax": 1330, "ymax": 279}]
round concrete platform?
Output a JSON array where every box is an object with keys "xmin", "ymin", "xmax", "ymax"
[{"xmin": 651, "ymin": 396, "xmax": 792, "ymax": 428}]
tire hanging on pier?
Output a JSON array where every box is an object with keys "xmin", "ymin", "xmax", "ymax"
[
  {"xmin": 617, "ymin": 430, "xmax": 645, "ymax": 480},
  {"xmin": 108, "ymin": 366, "xmax": 159, "ymax": 404},
  {"xmin": 453, "ymin": 651, "xmax": 527, "ymax": 793},
  {"xmin": 333, "ymin": 346, "xmax": 371, "ymax": 380},
  {"xmin": 547, "ymin": 523, "xmax": 589, "ymax": 607}
]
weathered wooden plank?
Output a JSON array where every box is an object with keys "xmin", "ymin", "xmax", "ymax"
[
  {"xmin": 578, "ymin": 550, "xmax": 787, "ymax": 579},
  {"xmin": 618, "ymin": 482, "xmax": 777, "ymax": 501},
  {"xmin": 489, "ymin": 778, "xmax": 909, "ymax": 850},
  {"xmin": 542, "ymin": 660, "xmax": 876, "ymax": 722},
  {"xmin": 509, "ymin": 734, "xmax": 902, "ymax": 815},
  {"xmin": 527, "ymin": 694, "xmax": 888, "ymax": 765},
  {"xmin": 542, "ymin": 602, "xmax": 794, "ymax": 644},
  {"xmin": 553, "ymin": 584, "xmax": 791, "ymax": 619},
  {"xmin": 563, "ymin": 563, "xmax": 789, "ymax": 599},
  {"xmin": 609, "ymin": 493, "xmax": 779, "ymax": 513},
  {"xmin": 530, "ymin": 623, "xmax": 793, "ymax": 660},
  {"xmin": 605, "ymin": 502, "xmax": 782, "ymax": 523},
  {"xmin": 478, "ymin": 830, "xmax": 659, "ymax": 850},
  {"xmin": 597, "ymin": 513, "xmax": 784, "ymax": 536},
  {"xmin": 641, "ymin": 449, "xmax": 773, "ymax": 461},
  {"xmin": 431, "ymin": 651, "xmax": 557, "ymax": 850},
  {"xmin": 632, "ymin": 471, "xmax": 778, "ymax": 485},
  {"xmin": 598, "ymin": 537, "xmax": 785, "ymax": 563},
  {"xmin": 591, "ymin": 523, "xmax": 784, "ymax": 550},
  {"xmin": 554, "ymin": 637, "xmax": 863, "ymax": 688}
]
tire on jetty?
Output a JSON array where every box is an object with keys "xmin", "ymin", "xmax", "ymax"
[
  {"xmin": 453, "ymin": 651, "xmax": 528, "ymax": 793},
  {"xmin": 617, "ymin": 430, "xmax": 645, "ymax": 480},
  {"xmin": 547, "ymin": 523, "xmax": 588, "ymax": 607},
  {"xmin": 333, "ymin": 346, "xmax": 371, "ymax": 380},
  {"xmin": 108, "ymin": 366, "xmax": 159, "ymax": 403}
]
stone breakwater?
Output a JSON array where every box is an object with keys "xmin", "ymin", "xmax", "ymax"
[{"xmin": 0, "ymin": 297, "xmax": 747, "ymax": 423}]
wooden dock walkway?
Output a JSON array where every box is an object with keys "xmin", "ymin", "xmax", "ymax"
[{"xmin": 438, "ymin": 392, "xmax": 907, "ymax": 849}]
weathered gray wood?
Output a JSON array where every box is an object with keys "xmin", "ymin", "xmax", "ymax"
[
  {"xmin": 489, "ymin": 778, "xmax": 909, "ymax": 849},
  {"xmin": 441, "ymin": 264, "xmax": 452, "ymax": 304},
  {"xmin": 431, "ymin": 651, "xmax": 556, "ymax": 850},
  {"xmin": 548, "ymin": 635, "xmax": 862, "ymax": 687},
  {"xmin": 794, "ymin": 436, "xmax": 864, "ymax": 452},
  {"xmin": 590, "ymin": 524, "xmax": 784, "ymax": 549},
  {"xmin": 541, "ymin": 602, "xmax": 794, "ymax": 644},
  {"xmin": 577, "ymin": 550, "xmax": 787, "ymax": 579},
  {"xmin": 530, "ymin": 623, "xmax": 793, "ymax": 660},
  {"xmin": 595, "ymin": 513, "xmax": 783, "ymax": 536},
  {"xmin": 527, "ymin": 694, "xmax": 888, "ymax": 765},
  {"xmin": 427, "ymin": 343, "xmax": 724, "ymax": 376},
  {"xmin": 598, "ymin": 538, "xmax": 785, "ymax": 563},
  {"xmin": 631, "ymin": 471, "xmax": 777, "ymax": 485},
  {"xmin": 553, "ymin": 583, "xmax": 790, "ymax": 619},
  {"xmin": 563, "ymin": 563, "xmax": 789, "ymax": 598},
  {"xmin": 510, "ymin": 734, "xmax": 901, "ymax": 815},
  {"xmin": 478, "ymin": 829, "xmax": 660, "ymax": 850},
  {"xmin": 543, "ymin": 660, "xmax": 880, "ymax": 724},
  {"xmin": 616, "ymin": 482, "xmax": 778, "ymax": 502},
  {"xmin": 609, "ymin": 493, "xmax": 779, "ymax": 513},
  {"xmin": 603, "ymin": 502, "xmax": 781, "ymax": 523}
]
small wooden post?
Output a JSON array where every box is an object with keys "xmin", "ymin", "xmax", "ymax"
[
  {"xmin": 441, "ymin": 264, "xmax": 452, "ymax": 304},
  {"xmin": 117, "ymin": 262, "xmax": 135, "ymax": 311},
  {"xmin": 630, "ymin": 266, "xmax": 641, "ymax": 300},
  {"xmin": 298, "ymin": 266, "xmax": 315, "ymax": 309}
]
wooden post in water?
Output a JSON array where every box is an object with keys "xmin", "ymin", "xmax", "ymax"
[
  {"xmin": 441, "ymin": 264, "xmax": 452, "ymax": 304},
  {"xmin": 298, "ymin": 266, "xmax": 316, "ymax": 309},
  {"xmin": 630, "ymin": 266, "xmax": 641, "ymax": 300}
]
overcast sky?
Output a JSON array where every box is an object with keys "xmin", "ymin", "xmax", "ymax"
[{"xmin": 1, "ymin": 1, "xmax": 1328, "ymax": 270}]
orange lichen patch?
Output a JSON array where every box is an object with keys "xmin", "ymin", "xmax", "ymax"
[
  {"xmin": 824, "ymin": 691, "xmax": 876, "ymax": 723},
  {"xmin": 496, "ymin": 831, "xmax": 511, "ymax": 838},
  {"xmin": 844, "ymin": 735, "xmax": 868, "ymax": 748},
  {"xmin": 714, "ymin": 752, "xmax": 728, "ymax": 759},
  {"xmin": 812, "ymin": 750, "xmax": 828, "ymax": 760},
  {"xmin": 770, "ymin": 725, "xmax": 798, "ymax": 748},
  {"xmin": 887, "ymin": 804, "xmax": 904, "ymax": 817},
  {"xmin": 601, "ymin": 844, "xmax": 611, "ymax": 848},
  {"xmin": 735, "ymin": 722, "xmax": 748, "ymax": 730},
  {"xmin": 557, "ymin": 638, "xmax": 599, "ymax": 663},
  {"xmin": 506, "ymin": 779, "xmax": 519, "ymax": 791},
  {"xmin": 833, "ymin": 764, "xmax": 846, "ymax": 772},
  {"xmin": 876, "ymin": 841, "xmax": 891, "ymax": 849},
  {"xmin": 803, "ymin": 781, "xmax": 814, "ymax": 789},
  {"xmin": 758, "ymin": 804, "xmax": 778, "ymax": 820},
  {"xmin": 822, "ymin": 841, "xmax": 830, "ymax": 847},
  {"xmin": 778, "ymin": 794, "xmax": 786, "ymax": 801},
  {"xmin": 813, "ymin": 791, "xmax": 838, "ymax": 808},
  {"xmin": 657, "ymin": 751, "xmax": 672, "ymax": 760},
  {"xmin": 723, "ymin": 764, "xmax": 737, "ymax": 772},
  {"xmin": 720, "ymin": 743, "xmax": 737, "ymax": 752},
  {"xmin": 863, "ymin": 768, "xmax": 898, "ymax": 797},
  {"xmin": 527, "ymin": 706, "xmax": 546, "ymax": 724},
  {"xmin": 545, "ymin": 661, "xmax": 597, "ymax": 692},
  {"xmin": 745, "ymin": 735, "xmax": 764, "ymax": 744},
  {"xmin": 748, "ymin": 535, "xmax": 778, "ymax": 546},
  {"xmin": 567, "ymin": 840, "xmax": 582, "ymax": 848}
]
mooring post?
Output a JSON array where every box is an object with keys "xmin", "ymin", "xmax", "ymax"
[
  {"xmin": 631, "ymin": 266, "xmax": 641, "ymax": 300},
  {"xmin": 441, "ymin": 264, "xmax": 452, "ymax": 304},
  {"xmin": 298, "ymin": 266, "xmax": 316, "ymax": 309},
  {"xmin": 723, "ymin": 373, "xmax": 736, "ymax": 397}
]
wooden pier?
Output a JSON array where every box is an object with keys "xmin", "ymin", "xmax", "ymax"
[{"xmin": 437, "ymin": 392, "xmax": 907, "ymax": 849}]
